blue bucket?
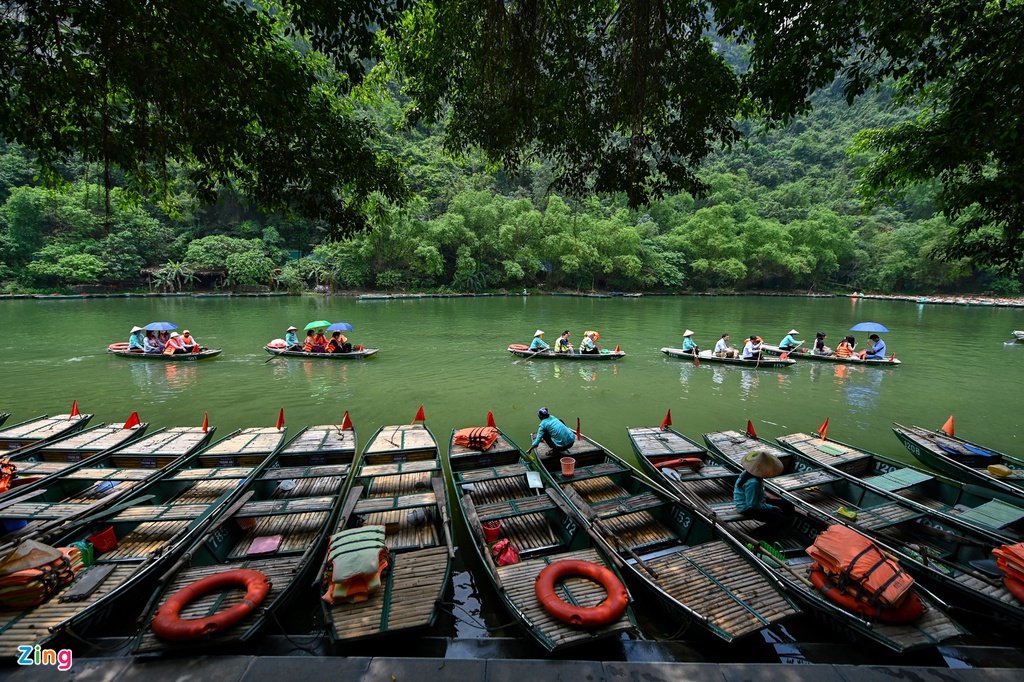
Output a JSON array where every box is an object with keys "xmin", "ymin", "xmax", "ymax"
[{"xmin": 2, "ymin": 519, "xmax": 28, "ymax": 532}]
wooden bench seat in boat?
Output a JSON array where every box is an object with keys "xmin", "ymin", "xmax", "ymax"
[
  {"xmin": 558, "ymin": 461, "xmax": 628, "ymax": 482},
  {"xmin": 772, "ymin": 470, "xmax": 841, "ymax": 491},
  {"xmin": 359, "ymin": 460, "xmax": 438, "ymax": 477},
  {"xmin": 590, "ymin": 492, "xmax": 665, "ymax": 519},
  {"xmin": 260, "ymin": 463, "xmax": 350, "ymax": 480},
  {"xmin": 169, "ymin": 466, "xmax": 254, "ymax": 481},
  {"xmin": 354, "ymin": 491, "xmax": 436, "ymax": 514},
  {"xmin": 237, "ymin": 495, "xmax": 337, "ymax": 517},
  {"xmin": 454, "ymin": 462, "xmax": 529, "ymax": 484},
  {"xmin": 473, "ymin": 494, "xmax": 557, "ymax": 522},
  {"xmin": 666, "ymin": 464, "xmax": 735, "ymax": 482},
  {"xmin": 706, "ymin": 502, "xmax": 748, "ymax": 523},
  {"xmin": 864, "ymin": 468, "xmax": 934, "ymax": 492},
  {"xmin": 853, "ymin": 502, "xmax": 926, "ymax": 531}
]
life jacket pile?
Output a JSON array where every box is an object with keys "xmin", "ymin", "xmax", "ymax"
[
  {"xmin": 992, "ymin": 542, "xmax": 1024, "ymax": 583},
  {"xmin": 805, "ymin": 524, "xmax": 915, "ymax": 608},
  {"xmin": 0, "ymin": 541, "xmax": 85, "ymax": 609},
  {"xmin": 322, "ymin": 526, "xmax": 390, "ymax": 605},
  {"xmin": 0, "ymin": 458, "xmax": 15, "ymax": 493},
  {"xmin": 453, "ymin": 427, "xmax": 500, "ymax": 451}
]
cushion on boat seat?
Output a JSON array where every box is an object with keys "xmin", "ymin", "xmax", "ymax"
[{"xmin": 323, "ymin": 526, "xmax": 389, "ymax": 605}]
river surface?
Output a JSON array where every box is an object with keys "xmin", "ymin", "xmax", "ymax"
[{"xmin": 2, "ymin": 293, "xmax": 1024, "ymax": 664}]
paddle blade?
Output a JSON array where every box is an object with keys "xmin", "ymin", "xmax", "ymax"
[
  {"xmin": 576, "ymin": 418, "xmax": 581, "ymax": 439},
  {"xmin": 694, "ymin": 353, "xmax": 699, "ymax": 366},
  {"xmin": 412, "ymin": 404, "xmax": 426, "ymax": 424},
  {"xmin": 660, "ymin": 410, "xmax": 672, "ymax": 430},
  {"xmin": 123, "ymin": 411, "xmax": 141, "ymax": 430},
  {"xmin": 817, "ymin": 417, "xmax": 829, "ymax": 441},
  {"xmin": 746, "ymin": 420, "xmax": 758, "ymax": 439},
  {"xmin": 780, "ymin": 352, "xmax": 789, "ymax": 360},
  {"xmin": 69, "ymin": 400, "xmax": 80, "ymax": 420},
  {"xmin": 341, "ymin": 411, "xmax": 353, "ymax": 431},
  {"xmin": 941, "ymin": 415, "xmax": 954, "ymax": 436},
  {"xmin": 276, "ymin": 408, "xmax": 285, "ymax": 431},
  {"xmin": 486, "ymin": 411, "xmax": 496, "ymax": 428},
  {"xmin": 202, "ymin": 412, "xmax": 209, "ymax": 433}
]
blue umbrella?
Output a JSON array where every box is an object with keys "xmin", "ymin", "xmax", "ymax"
[
  {"xmin": 143, "ymin": 321, "xmax": 178, "ymax": 331},
  {"xmin": 327, "ymin": 322, "xmax": 354, "ymax": 331},
  {"xmin": 850, "ymin": 322, "xmax": 890, "ymax": 333}
]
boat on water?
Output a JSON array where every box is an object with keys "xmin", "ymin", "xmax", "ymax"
[
  {"xmin": 536, "ymin": 428, "xmax": 799, "ymax": 643},
  {"xmin": 321, "ymin": 419, "xmax": 454, "ymax": 645},
  {"xmin": 776, "ymin": 430, "xmax": 1024, "ymax": 541},
  {"xmin": 445, "ymin": 419, "xmax": 637, "ymax": 651},
  {"xmin": 705, "ymin": 428, "xmax": 1024, "ymax": 634},
  {"xmin": 1013, "ymin": 330, "xmax": 1024, "ymax": 342},
  {"xmin": 661, "ymin": 348, "xmax": 796, "ymax": 368},
  {"xmin": 263, "ymin": 346, "xmax": 379, "ymax": 359},
  {"xmin": 626, "ymin": 423, "xmax": 967, "ymax": 652},
  {"xmin": 894, "ymin": 425, "xmax": 1024, "ymax": 501},
  {"xmin": 0, "ymin": 426, "xmax": 289, "ymax": 659},
  {"xmin": 0, "ymin": 413, "xmax": 9, "ymax": 430},
  {"xmin": 106, "ymin": 345, "xmax": 222, "ymax": 361},
  {"xmin": 760, "ymin": 344, "xmax": 901, "ymax": 365},
  {"xmin": 507, "ymin": 344, "xmax": 625, "ymax": 360},
  {"xmin": 133, "ymin": 423, "xmax": 357, "ymax": 654},
  {"xmin": 0, "ymin": 412, "xmax": 94, "ymax": 458}
]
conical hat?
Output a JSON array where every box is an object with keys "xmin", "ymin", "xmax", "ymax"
[
  {"xmin": 0, "ymin": 540, "xmax": 63, "ymax": 576},
  {"xmin": 683, "ymin": 329, "xmax": 695, "ymax": 337},
  {"xmin": 741, "ymin": 450, "xmax": 784, "ymax": 478}
]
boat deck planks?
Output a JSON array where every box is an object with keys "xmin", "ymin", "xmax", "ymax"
[
  {"xmin": 627, "ymin": 427, "xmax": 706, "ymax": 459},
  {"xmin": 777, "ymin": 433, "xmax": 874, "ymax": 469},
  {"xmin": 365, "ymin": 426, "xmax": 436, "ymax": 456},
  {"xmin": 705, "ymin": 431, "xmax": 792, "ymax": 468}
]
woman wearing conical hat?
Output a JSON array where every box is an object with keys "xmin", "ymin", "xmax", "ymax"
[{"xmin": 733, "ymin": 450, "xmax": 794, "ymax": 535}]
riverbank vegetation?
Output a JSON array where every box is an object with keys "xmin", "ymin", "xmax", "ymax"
[{"xmin": 1, "ymin": 2, "xmax": 1021, "ymax": 297}]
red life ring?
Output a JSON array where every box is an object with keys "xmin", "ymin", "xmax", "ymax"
[
  {"xmin": 509, "ymin": 344, "xmax": 530, "ymax": 351},
  {"xmin": 151, "ymin": 569, "xmax": 272, "ymax": 641},
  {"xmin": 655, "ymin": 457, "xmax": 704, "ymax": 471},
  {"xmin": 1005, "ymin": 575, "xmax": 1024, "ymax": 602},
  {"xmin": 108, "ymin": 342, "xmax": 129, "ymax": 351},
  {"xmin": 534, "ymin": 559, "xmax": 629, "ymax": 627},
  {"xmin": 809, "ymin": 564, "xmax": 923, "ymax": 623}
]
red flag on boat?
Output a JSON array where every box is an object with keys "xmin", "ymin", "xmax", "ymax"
[
  {"xmin": 202, "ymin": 412, "xmax": 209, "ymax": 433},
  {"xmin": 340, "ymin": 411, "xmax": 353, "ymax": 431},
  {"xmin": 941, "ymin": 415, "xmax": 954, "ymax": 436},
  {"xmin": 746, "ymin": 420, "xmax": 758, "ymax": 439},
  {"xmin": 576, "ymin": 418, "xmax": 581, "ymax": 439},
  {"xmin": 817, "ymin": 417, "xmax": 830, "ymax": 441},
  {"xmin": 486, "ymin": 411, "xmax": 496, "ymax": 428},
  {"xmin": 276, "ymin": 408, "xmax": 285, "ymax": 430},
  {"xmin": 889, "ymin": 353, "xmax": 896, "ymax": 363},
  {"xmin": 660, "ymin": 410, "xmax": 672, "ymax": 430},
  {"xmin": 123, "ymin": 411, "xmax": 141, "ymax": 430},
  {"xmin": 615, "ymin": 345, "xmax": 620, "ymax": 353},
  {"xmin": 69, "ymin": 400, "xmax": 80, "ymax": 420},
  {"xmin": 412, "ymin": 404, "xmax": 426, "ymax": 424}
]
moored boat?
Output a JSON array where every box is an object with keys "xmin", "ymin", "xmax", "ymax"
[
  {"xmin": 508, "ymin": 344, "xmax": 625, "ymax": 360},
  {"xmin": 1013, "ymin": 330, "xmax": 1024, "ymax": 342},
  {"xmin": 629, "ymin": 424, "xmax": 966, "ymax": 651},
  {"xmin": 321, "ymin": 415, "xmax": 454, "ymax": 644},
  {"xmin": 263, "ymin": 346, "xmax": 379, "ymax": 359},
  {"xmin": 446, "ymin": 417, "xmax": 637, "ymax": 651},
  {"xmin": 661, "ymin": 348, "xmax": 795, "ymax": 367},
  {"xmin": 761, "ymin": 344, "xmax": 901, "ymax": 365},
  {"xmin": 0, "ymin": 411, "xmax": 93, "ymax": 457},
  {"xmin": 106, "ymin": 346, "xmax": 222, "ymax": 361}
]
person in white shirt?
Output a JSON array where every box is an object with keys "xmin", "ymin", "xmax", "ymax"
[{"xmin": 714, "ymin": 333, "xmax": 738, "ymax": 358}]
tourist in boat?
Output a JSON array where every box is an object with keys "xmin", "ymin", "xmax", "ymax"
[
  {"xmin": 327, "ymin": 331, "xmax": 352, "ymax": 353},
  {"xmin": 525, "ymin": 407, "xmax": 575, "ymax": 459},
  {"xmin": 303, "ymin": 329, "xmax": 316, "ymax": 352},
  {"xmin": 682, "ymin": 330, "xmax": 699, "ymax": 355},
  {"xmin": 554, "ymin": 330, "xmax": 574, "ymax": 354},
  {"xmin": 812, "ymin": 331, "xmax": 834, "ymax": 356},
  {"xmin": 312, "ymin": 329, "xmax": 329, "ymax": 353},
  {"xmin": 143, "ymin": 330, "xmax": 161, "ymax": 354},
  {"xmin": 127, "ymin": 326, "xmax": 145, "ymax": 352},
  {"xmin": 865, "ymin": 333, "xmax": 887, "ymax": 359},
  {"xmin": 179, "ymin": 330, "xmax": 198, "ymax": 352},
  {"xmin": 733, "ymin": 450, "xmax": 794, "ymax": 535},
  {"xmin": 714, "ymin": 333, "xmax": 738, "ymax": 358},
  {"xmin": 529, "ymin": 330, "xmax": 549, "ymax": 352},
  {"xmin": 578, "ymin": 331, "xmax": 599, "ymax": 354},
  {"xmin": 284, "ymin": 326, "xmax": 300, "ymax": 350},
  {"xmin": 778, "ymin": 329, "xmax": 802, "ymax": 351},
  {"xmin": 836, "ymin": 335, "xmax": 867, "ymax": 360},
  {"xmin": 163, "ymin": 332, "xmax": 185, "ymax": 354},
  {"xmin": 741, "ymin": 335, "xmax": 763, "ymax": 361},
  {"xmin": 156, "ymin": 330, "xmax": 170, "ymax": 351}
]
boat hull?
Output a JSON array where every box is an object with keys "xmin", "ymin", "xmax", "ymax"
[
  {"xmin": 107, "ymin": 348, "xmax": 222, "ymax": 361},
  {"xmin": 762, "ymin": 344, "xmax": 901, "ymax": 365},
  {"xmin": 662, "ymin": 348, "xmax": 795, "ymax": 367},
  {"xmin": 508, "ymin": 344, "xmax": 624, "ymax": 360},
  {"xmin": 264, "ymin": 346, "xmax": 379, "ymax": 359}
]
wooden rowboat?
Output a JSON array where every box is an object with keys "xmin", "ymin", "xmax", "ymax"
[
  {"xmin": 705, "ymin": 428, "xmax": 1024, "ymax": 634},
  {"xmin": 894, "ymin": 425, "xmax": 1024, "ymax": 501},
  {"xmin": 628, "ymin": 425, "xmax": 966, "ymax": 651},
  {"xmin": 661, "ymin": 348, "xmax": 796, "ymax": 367},
  {"xmin": 508, "ymin": 344, "xmax": 625, "ymax": 360},
  {"xmin": 538, "ymin": 429, "xmax": 799, "ymax": 643},
  {"xmin": 321, "ymin": 422, "xmax": 454, "ymax": 644},
  {"xmin": 0, "ymin": 413, "xmax": 94, "ymax": 457},
  {"xmin": 1013, "ymin": 330, "xmax": 1024, "ymax": 342},
  {"xmin": 0, "ymin": 413, "xmax": 9, "ymax": 430},
  {"xmin": 0, "ymin": 426, "xmax": 289, "ymax": 659},
  {"xmin": 776, "ymin": 431, "xmax": 1024, "ymax": 541},
  {"xmin": 761, "ymin": 344, "xmax": 901, "ymax": 365},
  {"xmin": 263, "ymin": 346, "xmax": 379, "ymax": 359},
  {"xmin": 133, "ymin": 423, "xmax": 357, "ymax": 654},
  {"xmin": 446, "ymin": 421, "xmax": 637, "ymax": 651},
  {"xmin": 106, "ymin": 347, "xmax": 222, "ymax": 361}
]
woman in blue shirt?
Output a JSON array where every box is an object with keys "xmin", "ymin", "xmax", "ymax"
[
  {"xmin": 529, "ymin": 330, "xmax": 549, "ymax": 351},
  {"xmin": 733, "ymin": 450, "xmax": 793, "ymax": 534},
  {"xmin": 778, "ymin": 330, "xmax": 802, "ymax": 351},
  {"xmin": 127, "ymin": 326, "xmax": 146, "ymax": 352},
  {"xmin": 284, "ymin": 326, "xmax": 300, "ymax": 350},
  {"xmin": 681, "ymin": 330, "xmax": 698, "ymax": 354}
]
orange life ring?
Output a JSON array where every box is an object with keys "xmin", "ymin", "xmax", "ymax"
[
  {"xmin": 151, "ymin": 569, "xmax": 271, "ymax": 641},
  {"xmin": 655, "ymin": 457, "xmax": 704, "ymax": 470},
  {"xmin": 535, "ymin": 559, "xmax": 628, "ymax": 627},
  {"xmin": 509, "ymin": 344, "xmax": 530, "ymax": 351},
  {"xmin": 809, "ymin": 564, "xmax": 923, "ymax": 623},
  {"xmin": 108, "ymin": 342, "xmax": 129, "ymax": 351},
  {"xmin": 1005, "ymin": 575, "xmax": 1024, "ymax": 602}
]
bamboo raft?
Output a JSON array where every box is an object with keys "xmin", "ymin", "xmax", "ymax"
[
  {"xmin": 627, "ymin": 424, "xmax": 967, "ymax": 652},
  {"xmin": 447, "ymin": 422, "xmax": 636, "ymax": 651},
  {"xmin": 323, "ymin": 423, "xmax": 454, "ymax": 644},
  {"xmin": 0, "ymin": 427, "xmax": 288, "ymax": 658},
  {"xmin": 134, "ymin": 424, "xmax": 357, "ymax": 653},
  {"xmin": 705, "ymin": 429, "xmax": 1024, "ymax": 634},
  {"xmin": 536, "ymin": 429, "xmax": 799, "ymax": 642},
  {"xmin": 0, "ymin": 413, "xmax": 94, "ymax": 457}
]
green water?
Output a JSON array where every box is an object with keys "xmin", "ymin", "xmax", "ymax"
[{"xmin": 1, "ymin": 294, "xmax": 1022, "ymax": 462}]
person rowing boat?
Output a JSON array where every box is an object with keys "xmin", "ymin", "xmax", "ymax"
[{"xmin": 778, "ymin": 329, "xmax": 803, "ymax": 352}]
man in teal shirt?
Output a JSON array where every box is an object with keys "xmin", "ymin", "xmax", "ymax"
[{"xmin": 526, "ymin": 408, "xmax": 575, "ymax": 457}]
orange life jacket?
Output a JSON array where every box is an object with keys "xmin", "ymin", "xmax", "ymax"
[
  {"xmin": 180, "ymin": 335, "xmax": 198, "ymax": 352},
  {"xmin": 836, "ymin": 341, "xmax": 854, "ymax": 358},
  {"xmin": 993, "ymin": 542, "xmax": 1024, "ymax": 583},
  {"xmin": 806, "ymin": 525, "xmax": 914, "ymax": 608},
  {"xmin": 163, "ymin": 336, "xmax": 184, "ymax": 355},
  {"xmin": 313, "ymin": 333, "xmax": 329, "ymax": 347},
  {"xmin": 453, "ymin": 427, "xmax": 499, "ymax": 451},
  {"xmin": 303, "ymin": 336, "xmax": 315, "ymax": 352}
]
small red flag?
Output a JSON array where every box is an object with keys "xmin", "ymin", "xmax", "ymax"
[
  {"xmin": 486, "ymin": 411, "xmax": 496, "ymax": 428},
  {"xmin": 123, "ymin": 411, "xmax": 141, "ymax": 430},
  {"xmin": 340, "ymin": 411, "xmax": 353, "ymax": 430},
  {"xmin": 69, "ymin": 400, "xmax": 80, "ymax": 420},
  {"xmin": 817, "ymin": 417, "xmax": 830, "ymax": 441},
  {"xmin": 660, "ymin": 410, "xmax": 672, "ymax": 430},
  {"xmin": 412, "ymin": 404, "xmax": 426, "ymax": 424},
  {"xmin": 276, "ymin": 408, "xmax": 285, "ymax": 430},
  {"xmin": 889, "ymin": 353, "xmax": 896, "ymax": 363},
  {"xmin": 576, "ymin": 418, "xmax": 581, "ymax": 439},
  {"xmin": 746, "ymin": 420, "xmax": 758, "ymax": 439},
  {"xmin": 941, "ymin": 415, "xmax": 954, "ymax": 437},
  {"xmin": 202, "ymin": 412, "xmax": 209, "ymax": 433},
  {"xmin": 615, "ymin": 344, "xmax": 620, "ymax": 353}
]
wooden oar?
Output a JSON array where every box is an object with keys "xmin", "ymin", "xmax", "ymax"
[{"xmin": 514, "ymin": 346, "xmax": 548, "ymax": 364}]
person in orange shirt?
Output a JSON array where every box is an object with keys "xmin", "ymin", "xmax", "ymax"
[
  {"xmin": 179, "ymin": 330, "xmax": 199, "ymax": 352},
  {"xmin": 163, "ymin": 332, "xmax": 185, "ymax": 354},
  {"xmin": 312, "ymin": 330, "xmax": 329, "ymax": 353}
]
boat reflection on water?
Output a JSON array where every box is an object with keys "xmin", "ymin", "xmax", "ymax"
[
  {"xmin": 128, "ymin": 359, "xmax": 200, "ymax": 396},
  {"xmin": 525, "ymin": 360, "xmax": 617, "ymax": 384}
]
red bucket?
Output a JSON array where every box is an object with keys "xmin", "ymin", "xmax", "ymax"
[
  {"xmin": 482, "ymin": 520, "xmax": 501, "ymax": 543},
  {"xmin": 88, "ymin": 526, "xmax": 118, "ymax": 555}
]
